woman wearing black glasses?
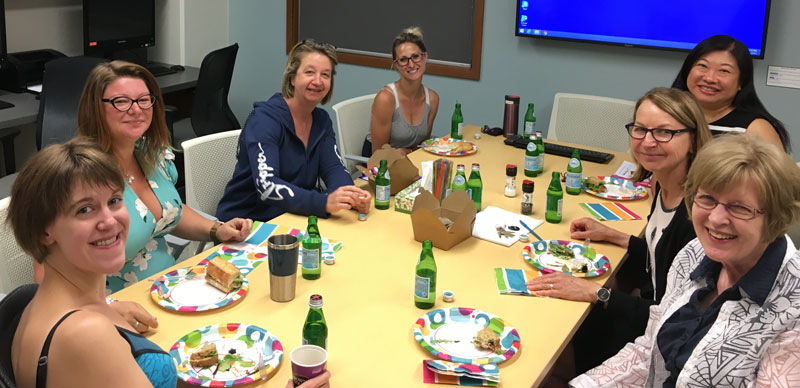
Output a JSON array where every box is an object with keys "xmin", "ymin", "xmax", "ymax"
[
  {"xmin": 527, "ymin": 88, "xmax": 712, "ymax": 382},
  {"xmin": 364, "ymin": 26, "xmax": 440, "ymax": 156},
  {"xmin": 77, "ymin": 61, "xmax": 252, "ymax": 293}
]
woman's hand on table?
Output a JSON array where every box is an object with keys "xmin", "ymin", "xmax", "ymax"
[
  {"xmin": 109, "ymin": 300, "xmax": 158, "ymax": 333},
  {"xmin": 526, "ymin": 273, "xmax": 601, "ymax": 303},
  {"xmin": 286, "ymin": 370, "xmax": 330, "ymax": 388},
  {"xmin": 216, "ymin": 218, "xmax": 254, "ymax": 243},
  {"xmin": 569, "ymin": 217, "xmax": 630, "ymax": 248},
  {"xmin": 326, "ymin": 185, "xmax": 371, "ymax": 214}
]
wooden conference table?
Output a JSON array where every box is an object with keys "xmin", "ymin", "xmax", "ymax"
[{"xmin": 113, "ymin": 125, "xmax": 651, "ymax": 387}]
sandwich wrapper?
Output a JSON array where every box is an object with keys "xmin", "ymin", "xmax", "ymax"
[
  {"xmin": 422, "ymin": 360, "xmax": 499, "ymax": 386},
  {"xmin": 471, "ymin": 206, "xmax": 543, "ymax": 247},
  {"xmin": 411, "ymin": 189, "xmax": 476, "ymax": 250},
  {"xmin": 356, "ymin": 144, "xmax": 420, "ymax": 195}
]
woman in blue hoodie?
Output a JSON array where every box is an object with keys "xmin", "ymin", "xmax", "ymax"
[{"xmin": 217, "ymin": 40, "xmax": 372, "ymax": 222}]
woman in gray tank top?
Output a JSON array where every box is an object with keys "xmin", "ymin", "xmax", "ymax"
[{"xmin": 365, "ymin": 27, "xmax": 440, "ymax": 156}]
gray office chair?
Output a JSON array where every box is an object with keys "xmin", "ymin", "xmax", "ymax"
[
  {"xmin": 547, "ymin": 93, "xmax": 635, "ymax": 152},
  {"xmin": 0, "ymin": 283, "xmax": 38, "ymax": 388}
]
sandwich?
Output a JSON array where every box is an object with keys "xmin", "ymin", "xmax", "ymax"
[
  {"xmin": 190, "ymin": 343, "xmax": 219, "ymax": 368},
  {"xmin": 472, "ymin": 326, "xmax": 502, "ymax": 354},
  {"xmin": 205, "ymin": 257, "xmax": 243, "ymax": 293}
]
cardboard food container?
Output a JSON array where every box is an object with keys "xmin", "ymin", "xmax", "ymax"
[
  {"xmin": 411, "ymin": 189, "xmax": 476, "ymax": 250},
  {"xmin": 356, "ymin": 145, "xmax": 420, "ymax": 196}
]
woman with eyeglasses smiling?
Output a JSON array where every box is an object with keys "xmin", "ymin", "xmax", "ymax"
[
  {"xmin": 364, "ymin": 26, "xmax": 440, "ymax": 156},
  {"xmin": 76, "ymin": 61, "xmax": 253, "ymax": 293},
  {"xmin": 527, "ymin": 88, "xmax": 712, "ymax": 383},
  {"xmin": 573, "ymin": 133, "xmax": 800, "ymax": 387}
]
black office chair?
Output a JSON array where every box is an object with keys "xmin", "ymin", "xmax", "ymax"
[
  {"xmin": 36, "ymin": 56, "xmax": 108, "ymax": 150},
  {"xmin": 0, "ymin": 283, "xmax": 38, "ymax": 388}
]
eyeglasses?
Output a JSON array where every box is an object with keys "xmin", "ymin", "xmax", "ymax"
[
  {"xmin": 693, "ymin": 192, "xmax": 764, "ymax": 220},
  {"xmin": 395, "ymin": 52, "xmax": 426, "ymax": 66},
  {"xmin": 102, "ymin": 94, "xmax": 157, "ymax": 112},
  {"xmin": 625, "ymin": 123, "xmax": 691, "ymax": 143}
]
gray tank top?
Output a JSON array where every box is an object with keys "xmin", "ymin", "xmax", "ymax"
[{"xmin": 368, "ymin": 83, "xmax": 431, "ymax": 149}]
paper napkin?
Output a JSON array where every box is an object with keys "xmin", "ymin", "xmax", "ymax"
[
  {"xmin": 580, "ymin": 202, "xmax": 641, "ymax": 221},
  {"xmin": 472, "ymin": 206, "xmax": 543, "ymax": 246},
  {"xmin": 422, "ymin": 360, "xmax": 499, "ymax": 386},
  {"xmin": 494, "ymin": 268, "xmax": 542, "ymax": 296}
]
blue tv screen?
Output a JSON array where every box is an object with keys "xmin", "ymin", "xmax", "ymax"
[{"xmin": 515, "ymin": 1, "xmax": 771, "ymax": 58}]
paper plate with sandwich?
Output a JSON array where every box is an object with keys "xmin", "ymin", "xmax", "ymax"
[
  {"xmin": 170, "ymin": 322, "xmax": 283, "ymax": 386},
  {"xmin": 150, "ymin": 257, "xmax": 248, "ymax": 311}
]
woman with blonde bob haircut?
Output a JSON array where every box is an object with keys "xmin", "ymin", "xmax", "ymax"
[
  {"xmin": 9, "ymin": 138, "xmax": 177, "ymax": 388},
  {"xmin": 77, "ymin": 61, "xmax": 253, "ymax": 293},
  {"xmin": 573, "ymin": 133, "xmax": 800, "ymax": 387}
]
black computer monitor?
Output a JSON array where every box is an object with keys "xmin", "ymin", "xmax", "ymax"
[
  {"xmin": 82, "ymin": 0, "xmax": 155, "ymax": 62},
  {"xmin": 0, "ymin": 0, "xmax": 14, "ymax": 109}
]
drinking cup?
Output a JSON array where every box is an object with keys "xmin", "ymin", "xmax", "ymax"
[
  {"xmin": 267, "ymin": 234, "xmax": 299, "ymax": 302},
  {"xmin": 290, "ymin": 345, "xmax": 328, "ymax": 387}
]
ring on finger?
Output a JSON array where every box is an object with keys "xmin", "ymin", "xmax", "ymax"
[
  {"xmin": 549, "ymin": 283, "xmax": 554, "ymax": 289},
  {"xmin": 133, "ymin": 321, "xmax": 140, "ymax": 329}
]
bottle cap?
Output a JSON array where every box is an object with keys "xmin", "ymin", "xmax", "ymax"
[
  {"xmin": 504, "ymin": 95, "xmax": 520, "ymax": 103},
  {"xmin": 519, "ymin": 234, "xmax": 530, "ymax": 243},
  {"xmin": 309, "ymin": 294, "xmax": 323, "ymax": 308},
  {"xmin": 358, "ymin": 213, "xmax": 367, "ymax": 221},
  {"xmin": 506, "ymin": 164, "xmax": 517, "ymax": 176},
  {"xmin": 474, "ymin": 132, "xmax": 481, "ymax": 140},
  {"xmin": 522, "ymin": 180, "xmax": 534, "ymax": 192},
  {"xmin": 442, "ymin": 290, "xmax": 455, "ymax": 303},
  {"xmin": 324, "ymin": 257, "xmax": 335, "ymax": 265}
]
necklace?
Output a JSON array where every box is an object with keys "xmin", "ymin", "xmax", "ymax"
[{"xmin": 126, "ymin": 174, "xmax": 134, "ymax": 184}]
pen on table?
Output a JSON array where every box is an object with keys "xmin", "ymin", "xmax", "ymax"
[{"xmin": 519, "ymin": 220, "xmax": 544, "ymax": 242}]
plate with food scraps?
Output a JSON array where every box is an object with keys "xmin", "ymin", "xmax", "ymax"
[
  {"xmin": 420, "ymin": 137, "xmax": 477, "ymax": 156},
  {"xmin": 170, "ymin": 323, "xmax": 283, "ymax": 386},
  {"xmin": 149, "ymin": 258, "xmax": 248, "ymax": 312},
  {"xmin": 413, "ymin": 307, "xmax": 521, "ymax": 365},
  {"xmin": 523, "ymin": 240, "xmax": 610, "ymax": 278},
  {"xmin": 582, "ymin": 176, "xmax": 648, "ymax": 201}
]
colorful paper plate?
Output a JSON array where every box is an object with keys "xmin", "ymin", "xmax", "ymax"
[
  {"xmin": 413, "ymin": 307, "xmax": 521, "ymax": 365},
  {"xmin": 421, "ymin": 137, "xmax": 477, "ymax": 156},
  {"xmin": 149, "ymin": 265, "xmax": 248, "ymax": 312},
  {"xmin": 170, "ymin": 323, "xmax": 283, "ymax": 386},
  {"xmin": 522, "ymin": 240, "xmax": 610, "ymax": 278},
  {"xmin": 582, "ymin": 176, "xmax": 648, "ymax": 200}
]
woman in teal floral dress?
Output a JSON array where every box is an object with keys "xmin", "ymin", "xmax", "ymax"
[{"xmin": 77, "ymin": 61, "xmax": 253, "ymax": 294}]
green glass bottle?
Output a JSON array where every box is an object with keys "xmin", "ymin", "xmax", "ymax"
[
  {"xmin": 535, "ymin": 130, "xmax": 545, "ymax": 175},
  {"xmin": 302, "ymin": 216, "xmax": 322, "ymax": 280},
  {"xmin": 452, "ymin": 164, "xmax": 467, "ymax": 192},
  {"xmin": 524, "ymin": 134, "xmax": 539, "ymax": 177},
  {"xmin": 414, "ymin": 240, "xmax": 437, "ymax": 309},
  {"xmin": 565, "ymin": 148, "xmax": 582, "ymax": 195},
  {"xmin": 302, "ymin": 294, "xmax": 328, "ymax": 349},
  {"xmin": 546, "ymin": 171, "xmax": 563, "ymax": 223},
  {"xmin": 451, "ymin": 101, "xmax": 464, "ymax": 140},
  {"xmin": 523, "ymin": 103, "xmax": 536, "ymax": 136},
  {"xmin": 466, "ymin": 163, "xmax": 482, "ymax": 212},
  {"xmin": 374, "ymin": 159, "xmax": 390, "ymax": 210}
]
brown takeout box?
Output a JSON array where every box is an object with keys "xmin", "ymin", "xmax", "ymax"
[
  {"xmin": 356, "ymin": 144, "xmax": 420, "ymax": 195},
  {"xmin": 411, "ymin": 189, "xmax": 476, "ymax": 250}
]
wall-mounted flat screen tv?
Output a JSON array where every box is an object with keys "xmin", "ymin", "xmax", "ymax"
[{"xmin": 515, "ymin": 1, "xmax": 771, "ymax": 58}]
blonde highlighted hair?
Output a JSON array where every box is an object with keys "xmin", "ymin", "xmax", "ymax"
[
  {"xmin": 685, "ymin": 133, "xmax": 800, "ymax": 243},
  {"xmin": 391, "ymin": 26, "xmax": 427, "ymax": 61}
]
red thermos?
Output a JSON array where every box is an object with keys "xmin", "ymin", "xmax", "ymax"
[{"xmin": 503, "ymin": 95, "xmax": 520, "ymax": 138}]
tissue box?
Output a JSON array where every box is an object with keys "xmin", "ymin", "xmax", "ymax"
[
  {"xmin": 395, "ymin": 180, "xmax": 423, "ymax": 213},
  {"xmin": 356, "ymin": 144, "xmax": 420, "ymax": 196},
  {"xmin": 411, "ymin": 189, "xmax": 476, "ymax": 250}
]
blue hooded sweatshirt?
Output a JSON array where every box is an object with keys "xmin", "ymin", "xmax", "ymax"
[{"xmin": 216, "ymin": 93, "xmax": 353, "ymax": 221}]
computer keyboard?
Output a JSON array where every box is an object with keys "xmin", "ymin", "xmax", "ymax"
[
  {"xmin": 503, "ymin": 135, "xmax": 614, "ymax": 164},
  {"xmin": 146, "ymin": 65, "xmax": 177, "ymax": 77}
]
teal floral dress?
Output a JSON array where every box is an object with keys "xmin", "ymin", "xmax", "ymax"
[{"xmin": 106, "ymin": 148, "xmax": 183, "ymax": 294}]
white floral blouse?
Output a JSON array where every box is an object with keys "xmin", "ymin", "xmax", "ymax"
[{"xmin": 106, "ymin": 148, "xmax": 182, "ymax": 294}]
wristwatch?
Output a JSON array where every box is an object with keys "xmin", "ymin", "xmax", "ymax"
[
  {"xmin": 210, "ymin": 221, "xmax": 224, "ymax": 245},
  {"xmin": 596, "ymin": 287, "xmax": 611, "ymax": 307}
]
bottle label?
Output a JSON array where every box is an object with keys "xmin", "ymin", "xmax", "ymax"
[
  {"xmin": 524, "ymin": 121, "xmax": 534, "ymax": 135},
  {"xmin": 415, "ymin": 275, "xmax": 431, "ymax": 299},
  {"xmin": 523, "ymin": 192, "xmax": 533, "ymax": 203},
  {"xmin": 466, "ymin": 188, "xmax": 472, "ymax": 199},
  {"xmin": 453, "ymin": 175, "xmax": 466, "ymax": 185},
  {"xmin": 547, "ymin": 195, "xmax": 563, "ymax": 216},
  {"xmin": 568, "ymin": 158, "xmax": 580, "ymax": 168},
  {"xmin": 376, "ymin": 184, "xmax": 390, "ymax": 202},
  {"xmin": 457, "ymin": 123, "xmax": 464, "ymax": 136},
  {"xmin": 302, "ymin": 248, "xmax": 320, "ymax": 269},
  {"xmin": 538, "ymin": 154, "xmax": 544, "ymax": 171},
  {"xmin": 526, "ymin": 142, "xmax": 536, "ymax": 152},
  {"xmin": 557, "ymin": 198, "xmax": 563, "ymax": 216},
  {"xmin": 565, "ymin": 172, "xmax": 582, "ymax": 189},
  {"xmin": 525, "ymin": 155, "xmax": 538, "ymax": 172}
]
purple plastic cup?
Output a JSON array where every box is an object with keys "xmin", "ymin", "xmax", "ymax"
[{"xmin": 291, "ymin": 345, "xmax": 328, "ymax": 387}]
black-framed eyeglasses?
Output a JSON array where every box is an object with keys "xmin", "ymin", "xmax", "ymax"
[
  {"xmin": 102, "ymin": 94, "xmax": 157, "ymax": 112},
  {"xmin": 693, "ymin": 192, "xmax": 765, "ymax": 220},
  {"xmin": 395, "ymin": 52, "xmax": 426, "ymax": 66},
  {"xmin": 625, "ymin": 123, "xmax": 691, "ymax": 143},
  {"xmin": 300, "ymin": 39, "xmax": 337, "ymax": 51}
]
